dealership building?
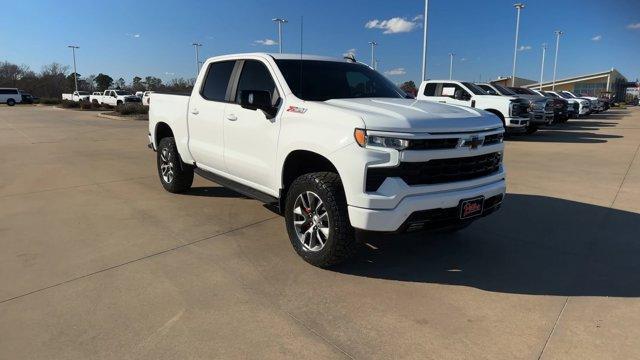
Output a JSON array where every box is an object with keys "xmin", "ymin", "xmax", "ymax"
[{"xmin": 492, "ymin": 69, "xmax": 632, "ymax": 101}]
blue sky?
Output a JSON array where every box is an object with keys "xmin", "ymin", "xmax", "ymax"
[{"xmin": 2, "ymin": 0, "xmax": 639, "ymax": 84}]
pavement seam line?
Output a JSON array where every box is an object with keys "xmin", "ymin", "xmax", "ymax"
[
  {"xmin": 0, "ymin": 176, "xmax": 155, "ymax": 199},
  {"xmin": 284, "ymin": 311, "xmax": 355, "ymax": 359},
  {"xmin": 610, "ymin": 141, "xmax": 640, "ymax": 207},
  {"xmin": 0, "ymin": 216, "xmax": 279, "ymax": 304},
  {"xmin": 537, "ymin": 297, "xmax": 569, "ymax": 360}
]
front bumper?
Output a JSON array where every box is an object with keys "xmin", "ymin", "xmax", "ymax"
[
  {"xmin": 348, "ymin": 178, "xmax": 506, "ymax": 232},
  {"xmin": 505, "ymin": 117, "xmax": 529, "ymax": 132}
]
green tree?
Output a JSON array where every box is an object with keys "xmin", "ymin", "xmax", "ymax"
[
  {"xmin": 94, "ymin": 73, "xmax": 113, "ymax": 91},
  {"xmin": 115, "ymin": 77, "xmax": 126, "ymax": 89},
  {"xmin": 144, "ymin": 76, "xmax": 163, "ymax": 90},
  {"xmin": 131, "ymin": 76, "xmax": 145, "ymax": 91}
]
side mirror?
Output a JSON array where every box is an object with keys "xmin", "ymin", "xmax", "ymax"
[{"xmin": 239, "ymin": 90, "xmax": 276, "ymax": 117}]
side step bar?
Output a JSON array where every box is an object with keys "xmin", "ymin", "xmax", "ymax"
[{"xmin": 194, "ymin": 168, "xmax": 279, "ymax": 205}]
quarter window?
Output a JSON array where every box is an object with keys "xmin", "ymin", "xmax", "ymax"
[
  {"xmin": 201, "ymin": 60, "xmax": 236, "ymax": 101},
  {"xmin": 423, "ymin": 83, "xmax": 437, "ymax": 96}
]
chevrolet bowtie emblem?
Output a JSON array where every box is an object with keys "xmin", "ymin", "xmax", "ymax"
[{"xmin": 461, "ymin": 136, "xmax": 483, "ymax": 150}]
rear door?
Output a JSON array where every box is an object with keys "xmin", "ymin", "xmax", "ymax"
[
  {"xmin": 223, "ymin": 59, "xmax": 281, "ymax": 193},
  {"xmin": 187, "ymin": 60, "xmax": 237, "ymax": 171}
]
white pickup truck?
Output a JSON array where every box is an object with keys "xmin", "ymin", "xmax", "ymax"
[
  {"xmin": 90, "ymin": 89, "xmax": 141, "ymax": 106},
  {"xmin": 417, "ymin": 80, "xmax": 531, "ymax": 133},
  {"xmin": 62, "ymin": 91, "xmax": 90, "ymax": 102},
  {"xmin": 148, "ymin": 53, "xmax": 506, "ymax": 267}
]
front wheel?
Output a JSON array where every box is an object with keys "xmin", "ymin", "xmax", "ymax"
[
  {"xmin": 526, "ymin": 124, "xmax": 538, "ymax": 134},
  {"xmin": 285, "ymin": 172, "xmax": 357, "ymax": 268},
  {"xmin": 6, "ymin": 99, "xmax": 16, "ymax": 106},
  {"xmin": 157, "ymin": 137, "xmax": 193, "ymax": 193}
]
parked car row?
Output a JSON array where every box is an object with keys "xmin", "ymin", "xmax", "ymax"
[
  {"xmin": 416, "ymin": 79, "xmax": 610, "ymax": 135},
  {"xmin": 89, "ymin": 90, "xmax": 141, "ymax": 106}
]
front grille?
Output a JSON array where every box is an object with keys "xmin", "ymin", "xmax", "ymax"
[
  {"xmin": 483, "ymin": 133, "xmax": 503, "ymax": 146},
  {"xmin": 366, "ymin": 152, "xmax": 502, "ymax": 192},
  {"xmin": 406, "ymin": 138, "xmax": 459, "ymax": 150},
  {"xmin": 511, "ymin": 101, "xmax": 530, "ymax": 117}
]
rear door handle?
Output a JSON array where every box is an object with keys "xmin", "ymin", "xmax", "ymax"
[
  {"xmin": 191, "ymin": 109, "xmax": 199, "ymax": 115},
  {"xmin": 226, "ymin": 114, "xmax": 238, "ymax": 121}
]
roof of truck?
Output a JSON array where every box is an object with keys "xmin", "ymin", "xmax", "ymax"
[{"xmin": 207, "ymin": 52, "xmax": 347, "ymax": 63}]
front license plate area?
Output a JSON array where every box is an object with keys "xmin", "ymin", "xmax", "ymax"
[{"xmin": 459, "ymin": 196, "xmax": 484, "ymax": 219}]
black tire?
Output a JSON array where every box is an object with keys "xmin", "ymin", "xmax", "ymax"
[
  {"xmin": 117, "ymin": 100, "xmax": 123, "ymax": 106},
  {"xmin": 7, "ymin": 98, "xmax": 16, "ymax": 106},
  {"xmin": 526, "ymin": 124, "xmax": 538, "ymax": 134},
  {"xmin": 285, "ymin": 172, "xmax": 357, "ymax": 268},
  {"xmin": 156, "ymin": 137, "xmax": 193, "ymax": 193}
]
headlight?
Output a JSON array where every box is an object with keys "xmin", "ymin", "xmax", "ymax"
[{"xmin": 354, "ymin": 129, "xmax": 410, "ymax": 150}]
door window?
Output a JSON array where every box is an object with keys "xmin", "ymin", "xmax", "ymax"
[
  {"xmin": 423, "ymin": 83, "xmax": 437, "ymax": 96},
  {"xmin": 201, "ymin": 60, "xmax": 236, "ymax": 102},
  {"xmin": 235, "ymin": 60, "xmax": 279, "ymax": 106}
]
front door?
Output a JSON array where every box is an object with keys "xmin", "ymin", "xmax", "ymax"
[{"xmin": 223, "ymin": 59, "xmax": 281, "ymax": 194}]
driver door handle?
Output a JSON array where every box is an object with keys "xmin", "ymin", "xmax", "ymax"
[
  {"xmin": 191, "ymin": 108, "xmax": 199, "ymax": 115},
  {"xmin": 226, "ymin": 114, "xmax": 238, "ymax": 121}
]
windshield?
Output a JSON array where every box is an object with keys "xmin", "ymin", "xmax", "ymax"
[
  {"xmin": 114, "ymin": 90, "xmax": 129, "ymax": 95},
  {"xmin": 510, "ymin": 87, "xmax": 537, "ymax": 95},
  {"xmin": 559, "ymin": 92, "xmax": 573, "ymax": 99},
  {"xmin": 492, "ymin": 84, "xmax": 516, "ymax": 95},
  {"xmin": 461, "ymin": 82, "xmax": 488, "ymax": 95},
  {"xmin": 478, "ymin": 84, "xmax": 499, "ymax": 95},
  {"xmin": 275, "ymin": 60, "xmax": 403, "ymax": 101},
  {"xmin": 543, "ymin": 91, "xmax": 558, "ymax": 98}
]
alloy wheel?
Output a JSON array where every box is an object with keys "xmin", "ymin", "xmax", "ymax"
[{"xmin": 292, "ymin": 191, "xmax": 330, "ymax": 252}]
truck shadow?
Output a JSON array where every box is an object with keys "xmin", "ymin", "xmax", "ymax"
[
  {"xmin": 335, "ymin": 194, "xmax": 640, "ymax": 297},
  {"xmin": 509, "ymin": 130, "xmax": 622, "ymax": 144}
]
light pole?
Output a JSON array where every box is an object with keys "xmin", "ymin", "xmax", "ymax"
[
  {"xmin": 448, "ymin": 53, "xmax": 456, "ymax": 80},
  {"xmin": 552, "ymin": 30, "xmax": 563, "ymax": 90},
  {"xmin": 511, "ymin": 3, "xmax": 525, "ymax": 86},
  {"xmin": 539, "ymin": 43, "xmax": 546, "ymax": 90},
  {"xmin": 421, "ymin": 0, "xmax": 429, "ymax": 81},
  {"xmin": 272, "ymin": 18, "xmax": 288, "ymax": 53},
  {"xmin": 368, "ymin": 41, "xmax": 378, "ymax": 69},
  {"xmin": 192, "ymin": 43, "xmax": 202, "ymax": 78},
  {"xmin": 67, "ymin": 45, "xmax": 79, "ymax": 93}
]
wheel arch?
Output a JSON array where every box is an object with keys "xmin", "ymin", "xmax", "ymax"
[
  {"xmin": 279, "ymin": 150, "xmax": 343, "ymax": 208},
  {"xmin": 154, "ymin": 122, "xmax": 174, "ymax": 147}
]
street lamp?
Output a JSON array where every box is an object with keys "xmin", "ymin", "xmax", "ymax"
[
  {"xmin": 192, "ymin": 43, "xmax": 202, "ymax": 78},
  {"xmin": 552, "ymin": 30, "xmax": 563, "ymax": 90},
  {"xmin": 67, "ymin": 45, "xmax": 79, "ymax": 93},
  {"xmin": 272, "ymin": 18, "xmax": 288, "ymax": 53},
  {"xmin": 421, "ymin": 0, "xmax": 429, "ymax": 81},
  {"xmin": 368, "ymin": 41, "xmax": 378, "ymax": 69},
  {"xmin": 511, "ymin": 3, "xmax": 525, "ymax": 86},
  {"xmin": 448, "ymin": 52, "xmax": 455, "ymax": 80},
  {"xmin": 539, "ymin": 43, "xmax": 547, "ymax": 90}
]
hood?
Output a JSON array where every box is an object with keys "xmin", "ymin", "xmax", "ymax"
[{"xmin": 321, "ymin": 98, "xmax": 502, "ymax": 133}]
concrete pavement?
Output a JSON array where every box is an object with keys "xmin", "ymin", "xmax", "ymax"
[{"xmin": 1, "ymin": 105, "xmax": 639, "ymax": 359}]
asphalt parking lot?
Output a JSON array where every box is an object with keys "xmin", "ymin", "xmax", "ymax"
[{"xmin": 1, "ymin": 105, "xmax": 639, "ymax": 359}]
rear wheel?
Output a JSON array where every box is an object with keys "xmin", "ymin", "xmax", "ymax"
[
  {"xmin": 6, "ymin": 98, "xmax": 16, "ymax": 106},
  {"xmin": 157, "ymin": 137, "xmax": 193, "ymax": 193},
  {"xmin": 285, "ymin": 172, "xmax": 357, "ymax": 268}
]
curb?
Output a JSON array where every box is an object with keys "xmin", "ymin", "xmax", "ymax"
[{"xmin": 96, "ymin": 113, "xmax": 147, "ymax": 121}]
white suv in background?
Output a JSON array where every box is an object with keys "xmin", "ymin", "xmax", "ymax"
[
  {"xmin": 0, "ymin": 88, "xmax": 22, "ymax": 106},
  {"xmin": 417, "ymin": 81, "xmax": 530, "ymax": 133}
]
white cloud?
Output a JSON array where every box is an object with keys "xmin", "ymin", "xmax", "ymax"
[
  {"xmin": 591, "ymin": 35, "xmax": 602, "ymax": 41},
  {"xmin": 125, "ymin": 33, "xmax": 141, "ymax": 38},
  {"xmin": 412, "ymin": 14, "xmax": 424, "ymax": 21},
  {"xmin": 164, "ymin": 72, "xmax": 175, "ymax": 76},
  {"xmin": 254, "ymin": 39, "xmax": 278, "ymax": 46},
  {"xmin": 342, "ymin": 48, "xmax": 357, "ymax": 57},
  {"xmin": 384, "ymin": 68, "xmax": 406, "ymax": 76},
  {"xmin": 517, "ymin": 45, "xmax": 532, "ymax": 51},
  {"xmin": 460, "ymin": 57, "xmax": 468, "ymax": 62},
  {"xmin": 365, "ymin": 17, "xmax": 420, "ymax": 34},
  {"xmin": 627, "ymin": 22, "xmax": 640, "ymax": 29}
]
